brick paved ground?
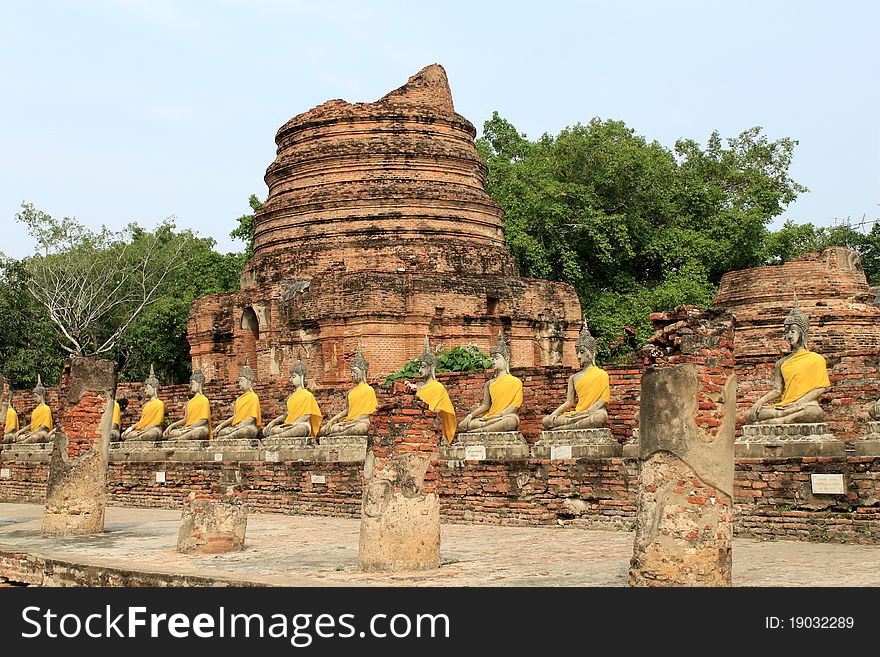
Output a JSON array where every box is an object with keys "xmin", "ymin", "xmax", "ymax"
[{"xmin": 1, "ymin": 503, "xmax": 879, "ymax": 586}]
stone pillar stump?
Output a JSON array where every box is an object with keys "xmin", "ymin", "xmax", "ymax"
[
  {"xmin": 42, "ymin": 357, "xmax": 117, "ymax": 537},
  {"xmin": 176, "ymin": 467, "xmax": 248, "ymax": 554},
  {"xmin": 629, "ymin": 307, "xmax": 736, "ymax": 587},
  {"xmin": 359, "ymin": 385, "xmax": 440, "ymax": 571}
]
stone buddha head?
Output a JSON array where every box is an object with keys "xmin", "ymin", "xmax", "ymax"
[
  {"xmin": 783, "ymin": 294, "xmax": 809, "ymax": 352},
  {"xmin": 238, "ymin": 363, "xmax": 255, "ymax": 392},
  {"xmin": 418, "ymin": 337, "xmax": 436, "ymax": 380},
  {"xmin": 33, "ymin": 374, "xmax": 46, "ymax": 405},
  {"xmin": 144, "ymin": 365, "xmax": 159, "ymax": 399},
  {"xmin": 351, "ymin": 347, "xmax": 369, "ymax": 385},
  {"xmin": 490, "ymin": 332, "xmax": 512, "ymax": 374},
  {"xmin": 190, "ymin": 369, "xmax": 204, "ymax": 394},
  {"xmin": 575, "ymin": 321, "xmax": 597, "ymax": 368},
  {"xmin": 290, "ymin": 357, "xmax": 307, "ymax": 389}
]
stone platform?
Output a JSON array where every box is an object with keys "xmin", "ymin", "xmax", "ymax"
[
  {"xmin": 0, "ymin": 442, "xmax": 52, "ymax": 463},
  {"xmin": 531, "ymin": 428, "xmax": 621, "ymax": 459},
  {"xmin": 855, "ymin": 421, "xmax": 880, "ymax": 456},
  {"xmin": 107, "ymin": 437, "xmax": 366, "ymax": 463},
  {"xmin": 735, "ymin": 423, "xmax": 844, "ymax": 457},
  {"xmin": 441, "ymin": 431, "xmax": 529, "ymax": 461},
  {"xmin": 2, "ymin": 503, "xmax": 880, "ymax": 587}
]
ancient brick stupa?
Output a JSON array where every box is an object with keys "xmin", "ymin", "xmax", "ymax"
[{"xmin": 188, "ymin": 64, "xmax": 581, "ymax": 385}]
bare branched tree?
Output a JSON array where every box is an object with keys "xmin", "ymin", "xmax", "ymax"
[{"xmin": 16, "ymin": 203, "xmax": 186, "ymax": 356}]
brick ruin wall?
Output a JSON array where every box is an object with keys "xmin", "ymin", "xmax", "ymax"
[
  {"xmin": 4, "ymin": 358, "xmax": 880, "ymax": 543},
  {"xmin": 713, "ymin": 247, "xmax": 880, "ymax": 442}
]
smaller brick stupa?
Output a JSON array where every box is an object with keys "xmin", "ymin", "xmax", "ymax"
[{"xmin": 188, "ymin": 64, "xmax": 581, "ymax": 386}]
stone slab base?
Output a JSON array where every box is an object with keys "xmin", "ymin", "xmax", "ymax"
[
  {"xmin": 177, "ymin": 494, "xmax": 248, "ymax": 554},
  {"xmin": 736, "ymin": 423, "xmax": 843, "ymax": 457},
  {"xmin": 442, "ymin": 431, "xmax": 528, "ymax": 460},
  {"xmin": 1, "ymin": 443, "xmax": 52, "ymax": 463},
  {"xmin": 261, "ymin": 436, "xmax": 314, "ymax": 451},
  {"xmin": 739, "ymin": 423, "xmax": 836, "ymax": 442},
  {"xmin": 854, "ymin": 440, "xmax": 880, "ymax": 457},
  {"xmin": 42, "ymin": 450, "xmax": 106, "ymax": 536},
  {"xmin": 318, "ymin": 435, "xmax": 368, "ymax": 449},
  {"xmin": 532, "ymin": 428, "xmax": 620, "ymax": 459},
  {"xmin": 735, "ymin": 441, "xmax": 846, "ymax": 458},
  {"xmin": 536, "ymin": 428, "xmax": 615, "ymax": 445},
  {"xmin": 531, "ymin": 443, "xmax": 622, "ymax": 459},
  {"xmin": 359, "ymin": 492, "xmax": 440, "ymax": 571}
]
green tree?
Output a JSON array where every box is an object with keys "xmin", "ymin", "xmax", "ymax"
[
  {"xmin": 8, "ymin": 203, "xmax": 246, "ymax": 386},
  {"xmin": 0, "ymin": 256, "xmax": 66, "ymax": 387},
  {"xmin": 117, "ymin": 229, "xmax": 244, "ymax": 383},
  {"xmin": 477, "ymin": 114, "xmax": 807, "ymax": 361},
  {"xmin": 15, "ymin": 203, "xmax": 187, "ymax": 357},
  {"xmin": 765, "ymin": 218, "xmax": 880, "ymax": 286},
  {"xmin": 229, "ymin": 194, "xmax": 263, "ymax": 259}
]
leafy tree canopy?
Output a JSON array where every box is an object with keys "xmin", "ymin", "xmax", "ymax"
[
  {"xmin": 477, "ymin": 113, "xmax": 807, "ymax": 361},
  {"xmin": 2, "ymin": 204, "xmax": 244, "ymax": 388}
]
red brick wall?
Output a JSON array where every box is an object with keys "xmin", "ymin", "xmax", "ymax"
[{"xmin": 2, "ymin": 453, "xmax": 880, "ymax": 541}]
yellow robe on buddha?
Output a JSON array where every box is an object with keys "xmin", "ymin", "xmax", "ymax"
[
  {"xmin": 776, "ymin": 349, "xmax": 830, "ymax": 407},
  {"xmin": 111, "ymin": 401, "xmax": 121, "ymax": 428},
  {"xmin": 232, "ymin": 390, "xmax": 262, "ymax": 430},
  {"xmin": 566, "ymin": 366, "xmax": 610, "ymax": 413},
  {"xmin": 30, "ymin": 403, "xmax": 53, "ymax": 432},
  {"xmin": 416, "ymin": 379, "xmax": 457, "ymax": 444},
  {"xmin": 134, "ymin": 398, "xmax": 164, "ymax": 431},
  {"xmin": 183, "ymin": 393, "xmax": 212, "ymax": 439},
  {"xmin": 487, "ymin": 373, "xmax": 523, "ymax": 417},
  {"xmin": 284, "ymin": 388, "xmax": 322, "ymax": 437},
  {"xmin": 345, "ymin": 383, "xmax": 377, "ymax": 422},
  {"xmin": 5, "ymin": 406, "xmax": 18, "ymax": 433}
]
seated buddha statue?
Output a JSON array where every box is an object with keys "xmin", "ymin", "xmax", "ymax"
[
  {"xmin": 318, "ymin": 347, "xmax": 377, "ymax": 438},
  {"xmin": 264, "ymin": 357, "xmax": 322, "ymax": 440},
  {"xmin": 164, "ymin": 369, "xmax": 212, "ymax": 441},
  {"xmin": 3, "ymin": 391, "xmax": 18, "ymax": 443},
  {"xmin": 121, "ymin": 366, "xmax": 165, "ymax": 442},
  {"xmin": 214, "ymin": 363, "xmax": 262, "ymax": 440},
  {"xmin": 745, "ymin": 294, "xmax": 830, "ymax": 425},
  {"xmin": 542, "ymin": 322, "xmax": 609, "ymax": 430},
  {"xmin": 16, "ymin": 375, "xmax": 54, "ymax": 444},
  {"xmin": 457, "ymin": 332, "xmax": 522, "ymax": 433},
  {"xmin": 409, "ymin": 337, "xmax": 457, "ymax": 444}
]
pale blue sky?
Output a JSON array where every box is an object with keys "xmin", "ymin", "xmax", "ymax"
[{"xmin": 1, "ymin": 0, "xmax": 877, "ymax": 257}]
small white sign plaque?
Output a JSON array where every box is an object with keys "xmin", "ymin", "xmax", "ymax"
[
  {"xmin": 213, "ymin": 453, "xmax": 223, "ymax": 462},
  {"xmin": 311, "ymin": 474, "xmax": 326, "ymax": 484},
  {"xmin": 265, "ymin": 451, "xmax": 279, "ymax": 462},
  {"xmin": 155, "ymin": 471, "xmax": 166, "ymax": 483},
  {"xmin": 464, "ymin": 445, "xmax": 487, "ymax": 461},
  {"xmin": 550, "ymin": 445, "xmax": 573, "ymax": 460},
  {"xmin": 811, "ymin": 473, "xmax": 845, "ymax": 494},
  {"xmin": 0, "ymin": 468, "xmax": 10, "ymax": 478}
]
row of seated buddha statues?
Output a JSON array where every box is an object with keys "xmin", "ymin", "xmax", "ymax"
[
  {"xmin": 2, "ymin": 375, "xmax": 54, "ymax": 445},
  {"xmin": 110, "ymin": 349, "xmax": 381, "ymax": 446}
]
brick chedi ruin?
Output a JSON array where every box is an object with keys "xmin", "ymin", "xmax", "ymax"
[{"xmin": 188, "ymin": 65, "xmax": 581, "ymax": 385}]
